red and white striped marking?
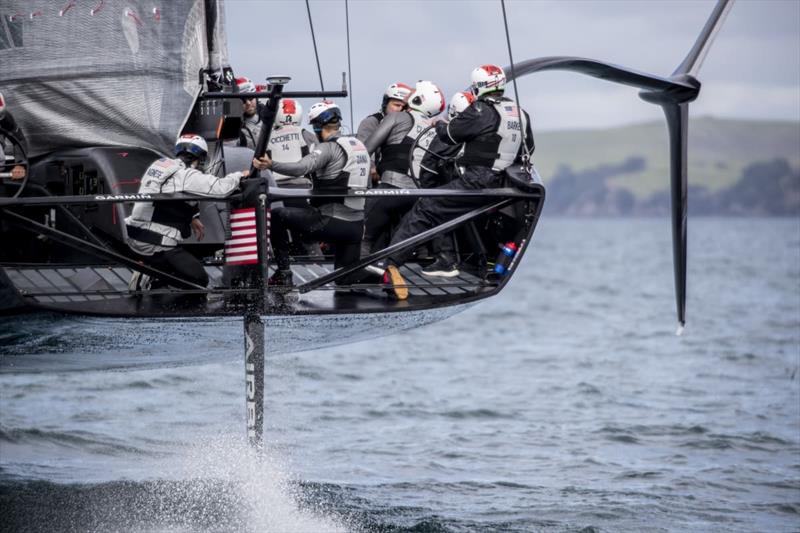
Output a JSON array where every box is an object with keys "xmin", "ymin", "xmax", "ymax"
[{"xmin": 225, "ymin": 208, "xmax": 259, "ymax": 265}]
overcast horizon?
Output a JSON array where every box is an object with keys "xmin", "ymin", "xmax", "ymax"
[{"xmin": 224, "ymin": 0, "xmax": 800, "ymax": 133}]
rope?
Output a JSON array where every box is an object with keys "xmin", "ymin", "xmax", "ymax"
[
  {"xmin": 305, "ymin": 0, "xmax": 325, "ymax": 91},
  {"xmin": 345, "ymin": 0, "xmax": 354, "ymax": 130},
  {"xmin": 500, "ymin": 0, "xmax": 530, "ymax": 166}
]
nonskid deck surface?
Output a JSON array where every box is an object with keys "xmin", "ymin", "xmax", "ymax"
[{"xmin": 2, "ymin": 262, "xmax": 495, "ymax": 317}]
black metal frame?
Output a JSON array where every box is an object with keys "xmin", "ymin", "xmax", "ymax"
[
  {"xmin": 2, "ymin": 209, "xmax": 207, "ymax": 291},
  {"xmin": 1, "ymin": 186, "xmax": 541, "ymax": 291}
]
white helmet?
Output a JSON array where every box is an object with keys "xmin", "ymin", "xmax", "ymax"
[
  {"xmin": 384, "ymin": 82, "xmax": 412, "ymax": 102},
  {"xmin": 308, "ymin": 101, "xmax": 342, "ymax": 128},
  {"xmin": 407, "ymin": 81, "xmax": 445, "ymax": 119},
  {"xmin": 174, "ymin": 133, "xmax": 208, "ymax": 160},
  {"xmin": 235, "ymin": 76, "xmax": 256, "ymax": 94},
  {"xmin": 275, "ymin": 98, "xmax": 303, "ymax": 127},
  {"xmin": 381, "ymin": 82, "xmax": 412, "ymax": 111},
  {"xmin": 470, "ymin": 64, "xmax": 506, "ymax": 97},
  {"xmin": 447, "ymin": 91, "xmax": 476, "ymax": 121}
]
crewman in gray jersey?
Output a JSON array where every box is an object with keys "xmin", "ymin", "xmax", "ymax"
[
  {"xmin": 257, "ymin": 102, "xmax": 370, "ymax": 288},
  {"xmin": 361, "ymin": 81, "xmax": 445, "ymax": 260},
  {"xmin": 356, "ymin": 82, "xmax": 412, "ymax": 185}
]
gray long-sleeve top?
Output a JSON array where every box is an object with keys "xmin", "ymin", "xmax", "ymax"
[
  {"xmin": 270, "ymin": 137, "xmax": 362, "ymax": 221},
  {"xmin": 363, "ymin": 111, "xmax": 416, "ymax": 189},
  {"xmin": 356, "ymin": 113, "xmax": 382, "ymax": 143}
]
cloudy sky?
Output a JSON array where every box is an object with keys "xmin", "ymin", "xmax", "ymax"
[{"xmin": 224, "ymin": 0, "xmax": 799, "ymax": 132}]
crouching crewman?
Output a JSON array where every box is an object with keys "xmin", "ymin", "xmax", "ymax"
[{"xmin": 126, "ymin": 134, "xmax": 256, "ymax": 290}]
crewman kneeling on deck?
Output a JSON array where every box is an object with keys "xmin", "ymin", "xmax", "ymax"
[
  {"xmin": 382, "ymin": 65, "xmax": 534, "ymax": 300},
  {"xmin": 255, "ymin": 102, "xmax": 369, "ymax": 289},
  {"xmin": 269, "ymin": 98, "xmax": 323, "ymax": 258},
  {"xmin": 126, "ymin": 134, "xmax": 257, "ymax": 291}
]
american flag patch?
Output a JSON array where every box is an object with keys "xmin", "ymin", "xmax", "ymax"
[
  {"xmin": 504, "ymin": 105, "xmax": 519, "ymax": 117},
  {"xmin": 224, "ymin": 208, "xmax": 259, "ymax": 265}
]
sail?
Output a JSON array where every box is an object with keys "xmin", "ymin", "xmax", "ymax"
[{"xmin": 0, "ymin": 0, "xmax": 229, "ymax": 158}]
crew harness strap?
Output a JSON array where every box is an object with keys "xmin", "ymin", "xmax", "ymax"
[{"xmin": 126, "ymin": 224, "xmax": 178, "ymax": 247}]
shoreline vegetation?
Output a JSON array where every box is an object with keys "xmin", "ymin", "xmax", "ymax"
[{"xmin": 535, "ymin": 117, "xmax": 800, "ymax": 216}]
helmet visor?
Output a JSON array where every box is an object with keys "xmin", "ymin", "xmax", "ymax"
[{"xmin": 175, "ymin": 142, "xmax": 207, "ymax": 158}]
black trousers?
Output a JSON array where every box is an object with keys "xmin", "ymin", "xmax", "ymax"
[
  {"xmin": 361, "ymin": 182, "xmax": 454, "ymax": 259},
  {"xmin": 388, "ymin": 166, "xmax": 503, "ymax": 265},
  {"xmin": 361, "ymin": 182, "xmax": 417, "ymax": 256},
  {"xmin": 145, "ymin": 247, "xmax": 209, "ymax": 288},
  {"xmin": 270, "ymin": 205, "xmax": 364, "ymax": 281}
]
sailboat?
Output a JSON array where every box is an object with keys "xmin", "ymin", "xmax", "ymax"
[{"xmin": 0, "ymin": 0, "xmax": 731, "ymax": 444}]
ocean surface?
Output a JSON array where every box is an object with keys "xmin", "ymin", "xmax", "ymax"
[{"xmin": 1, "ymin": 218, "xmax": 798, "ymax": 533}]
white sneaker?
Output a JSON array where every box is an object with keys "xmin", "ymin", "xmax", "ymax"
[
  {"xmin": 128, "ymin": 271, "xmax": 152, "ymax": 292},
  {"xmin": 421, "ymin": 258, "xmax": 460, "ymax": 278}
]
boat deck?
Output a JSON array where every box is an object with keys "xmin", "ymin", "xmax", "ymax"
[{"xmin": 2, "ymin": 261, "xmax": 497, "ymax": 317}]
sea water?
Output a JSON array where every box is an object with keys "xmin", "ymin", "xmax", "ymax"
[{"xmin": 1, "ymin": 218, "xmax": 798, "ymax": 532}]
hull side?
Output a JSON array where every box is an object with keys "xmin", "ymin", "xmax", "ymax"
[{"xmin": 0, "ymin": 303, "xmax": 473, "ymax": 374}]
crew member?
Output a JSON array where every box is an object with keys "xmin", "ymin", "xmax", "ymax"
[
  {"xmin": 268, "ymin": 98, "xmax": 323, "ymax": 256},
  {"xmin": 417, "ymin": 90, "xmax": 476, "ymax": 278},
  {"xmin": 126, "ymin": 134, "xmax": 256, "ymax": 290},
  {"xmin": 382, "ymin": 65, "xmax": 534, "ymax": 299},
  {"xmin": 257, "ymin": 102, "xmax": 370, "ymax": 288},
  {"xmin": 419, "ymin": 90, "xmax": 476, "ymax": 188},
  {"xmin": 356, "ymin": 82, "xmax": 412, "ymax": 185},
  {"xmin": 361, "ymin": 81, "xmax": 445, "ymax": 260},
  {"xmin": 236, "ymin": 77, "xmax": 262, "ymax": 150},
  {"xmin": 268, "ymin": 98, "xmax": 316, "ymax": 190},
  {"xmin": 0, "ymin": 92, "xmax": 28, "ymax": 185}
]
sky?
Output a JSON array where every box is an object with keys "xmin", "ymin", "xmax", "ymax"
[{"xmin": 224, "ymin": 0, "xmax": 800, "ymax": 132}]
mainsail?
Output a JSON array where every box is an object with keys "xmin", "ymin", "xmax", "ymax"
[{"xmin": 0, "ymin": 0, "xmax": 229, "ymax": 158}]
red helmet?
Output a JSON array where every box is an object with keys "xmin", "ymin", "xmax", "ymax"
[{"xmin": 235, "ymin": 76, "xmax": 256, "ymax": 94}]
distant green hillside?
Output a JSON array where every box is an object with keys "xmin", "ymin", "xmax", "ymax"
[{"xmin": 534, "ymin": 117, "xmax": 800, "ymax": 199}]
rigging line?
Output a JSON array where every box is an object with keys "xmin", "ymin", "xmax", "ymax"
[
  {"xmin": 500, "ymin": 0, "xmax": 530, "ymax": 164},
  {"xmin": 305, "ymin": 0, "xmax": 325, "ymax": 91},
  {"xmin": 345, "ymin": 0, "xmax": 354, "ymax": 131}
]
